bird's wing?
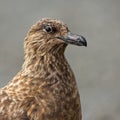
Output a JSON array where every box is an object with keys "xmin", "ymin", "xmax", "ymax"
[
  {"xmin": 0, "ymin": 90, "xmax": 10, "ymax": 120},
  {"xmin": 0, "ymin": 74, "xmax": 49, "ymax": 120},
  {"xmin": 0, "ymin": 92, "xmax": 48, "ymax": 120}
]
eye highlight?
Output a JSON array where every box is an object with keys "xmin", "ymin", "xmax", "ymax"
[{"xmin": 43, "ymin": 25, "xmax": 57, "ymax": 34}]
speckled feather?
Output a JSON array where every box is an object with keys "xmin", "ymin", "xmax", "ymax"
[{"xmin": 0, "ymin": 18, "xmax": 82, "ymax": 120}]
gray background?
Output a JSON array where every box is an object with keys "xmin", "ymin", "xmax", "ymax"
[{"xmin": 0, "ymin": 0, "xmax": 120, "ymax": 120}]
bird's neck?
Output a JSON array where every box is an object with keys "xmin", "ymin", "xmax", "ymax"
[{"xmin": 22, "ymin": 51, "xmax": 72, "ymax": 79}]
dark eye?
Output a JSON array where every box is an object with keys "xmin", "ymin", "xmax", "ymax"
[
  {"xmin": 43, "ymin": 25, "xmax": 56, "ymax": 34},
  {"xmin": 44, "ymin": 25, "xmax": 52, "ymax": 33}
]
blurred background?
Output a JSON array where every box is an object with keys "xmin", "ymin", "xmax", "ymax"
[{"xmin": 0, "ymin": 0, "xmax": 120, "ymax": 120}]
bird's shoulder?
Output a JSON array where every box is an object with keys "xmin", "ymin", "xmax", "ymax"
[{"xmin": 0, "ymin": 72, "xmax": 49, "ymax": 120}]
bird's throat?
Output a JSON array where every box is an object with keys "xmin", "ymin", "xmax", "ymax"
[{"xmin": 22, "ymin": 52, "xmax": 69, "ymax": 79}]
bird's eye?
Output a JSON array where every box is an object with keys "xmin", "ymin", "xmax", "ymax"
[
  {"xmin": 43, "ymin": 25, "xmax": 57, "ymax": 34},
  {"xmin": 44, "ymin": 25, "xmax": 53, "ymax": 33}
]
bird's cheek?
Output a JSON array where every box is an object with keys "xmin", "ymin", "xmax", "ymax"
[
  {"xmin": 54, "ymin": 38, "xmax": 66, "ymax": 45},
  {"xmin": 47, "ymin": 38, "xmax": 64, "ymax": 45}
]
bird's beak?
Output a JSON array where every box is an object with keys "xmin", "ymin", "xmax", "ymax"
[{"xmin": 57, "ymin": 32, "xmax": 87, "ymax": 47}]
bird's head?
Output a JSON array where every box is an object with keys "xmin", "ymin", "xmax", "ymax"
[{"xmin": 24, "ymin": 18, "xmax": 87, "ymax": 55}]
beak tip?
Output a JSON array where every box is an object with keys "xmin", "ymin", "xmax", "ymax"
[
  {"xmin": 80, "ymin": 36, "xmax": 87, "ymax": 47},
  {"xmin": 85, "ymin": 44, "xmax": 87, "ymax": 47},
  {"xmin": 84, "ymin": 40, "xmax": 87, "ymax": 47}
]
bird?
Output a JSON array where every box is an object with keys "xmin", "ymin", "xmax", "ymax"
[{"xmin": 0, "ymin": 18, "xmax": 87, "ymax": 120}]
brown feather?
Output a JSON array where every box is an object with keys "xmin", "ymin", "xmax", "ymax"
[{"xmin": 0, "ymin": 18, "xmax": 82, "ymax": 120}]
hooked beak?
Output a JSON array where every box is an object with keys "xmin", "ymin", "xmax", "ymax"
[{"xmin": 57, "ymin": 32, "xmax": 87, "ymax": 47}]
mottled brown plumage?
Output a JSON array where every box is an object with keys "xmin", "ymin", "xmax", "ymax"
[{"xmin": 0, "ymin": 18, "xmax": 87, "ymax": 120}]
